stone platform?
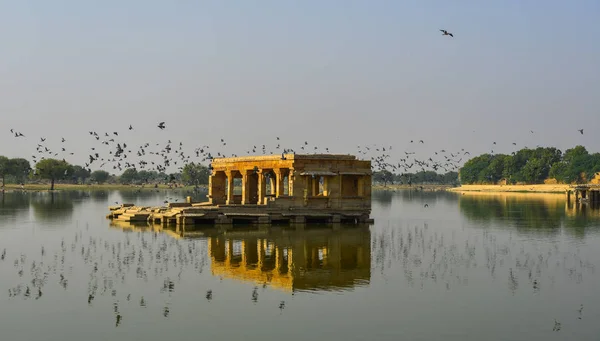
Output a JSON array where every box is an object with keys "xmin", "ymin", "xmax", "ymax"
[{"xmin": 107, "ymin": 202, "xmax": 374, "ymax": 226}]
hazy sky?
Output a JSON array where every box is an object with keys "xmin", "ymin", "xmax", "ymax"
[{"xmin": 1, "ymin": 1, "xmax": 599, "ymax": 172}]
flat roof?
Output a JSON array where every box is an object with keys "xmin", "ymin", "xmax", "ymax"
[{"xmin": 211, "ymin": 154, "xmax": 361, "ymax": 164}]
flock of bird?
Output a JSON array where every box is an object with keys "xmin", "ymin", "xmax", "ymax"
[
  {"xmin": 7, "ymin": 117, "xmax": 591, "ymax": 181},
  {"xmin": 9, "ymin": 119, "xmax": 471, "ymax": 177}
]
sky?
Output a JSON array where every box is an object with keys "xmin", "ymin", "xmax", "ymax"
[{"xmin": 1, "ymin": 0, "xmax": 599, "ymax": 173}]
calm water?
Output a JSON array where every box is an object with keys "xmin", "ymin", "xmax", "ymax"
[{"xmin": 1, "ymin": 189, "xmax": 599, "ymax": 341}]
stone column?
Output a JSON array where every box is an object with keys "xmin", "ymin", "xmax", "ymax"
[
  {"xmin": 257, "ymin": 171, "xmax": 266, "ymax": 205},
  {"xmin": 288, "ymin": 170, "xmax": 293, "ymax": 196},
  {"xmin": 269, "ymin": 175, "xmax": 275, "ymax": 196},
  {"xmin": 241, "ymin": 171, "xmax": 249, "ymax": 205},
  {"xmin": 208, "ymin": 175, "xmax": 215, "ymax": 203},
  {"xmin": 226, "ymin": 171, "xmax": 234, "ymax": 205},
  {"xmin": 274, "ymin": 169, "xmax": 282, "ymax": 197}
]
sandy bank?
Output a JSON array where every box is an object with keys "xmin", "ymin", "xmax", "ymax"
[{"xmin": 449, "ymin": 184, "xmax": 570, "ymax": 194}]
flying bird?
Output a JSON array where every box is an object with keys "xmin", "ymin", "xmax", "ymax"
[
  {"xmin": 440, "ymin": 29, "xmax": 453, "ymax": 37},
  {"xmin": 578, "ymin": 129, "xmax": 584, "ymax": 135}
]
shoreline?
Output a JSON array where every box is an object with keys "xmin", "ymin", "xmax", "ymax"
[
  {"xmin": 372, "ymin": 184, "xmax": 453, "ymax": 191},
  {"xmin": 0, "ymin": 183, "xmax": 207, "ymax": 192},
  {"xmin": 448, "ymin": 184, "xmax": 570, "ymax": 194},
  {"xmin": 0, "ymin": 183, "xmax": 581, "ymax": 195}
]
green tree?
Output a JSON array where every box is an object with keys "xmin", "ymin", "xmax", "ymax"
[
  {"xmin": 478, "ymin": 154, "xmax": 508, "ymax": 183},
  {"xmin": 137, "ymin": 170, "xmax": 152, "ymax": 184},
  {"xmin": 559, "ymin": 146, "xmax": 591, "ymax": 183},
  {"xmin": 119, "ymin": 168, "xmax": 138, "ymax": 184},
  {"xmin": 90, "ymin": 170, "xmax": 110, "ymax": 184},
  {"xmin": 549, "ymin": 162, "xmax": 568, "ymax": 182},
  {"xmin": 70, "ymin": 165, "xmax": 91, "ymax": 184},
  {"xmin": 372, "ymin": 170, "xmax": 394, "ymax": 187},
  {"xmin": 0, "ymin": 156, "xmax": 10, "ymax": 186},
  {"xmin": 181, "ymin": 163, "xmax": 210, "ymax": 187},
  {"xmin": 441, "ymin": 171, "xmax": 459, "ymax": 185},
  {"xmin": 35, "ymin": 159, "xmax": 73, "ymax": 190},
  {"xmin": 521, "ymin": 158, "xmax": 545, "ymax": 183},
  {"xmin": 563, "ymin": 145, "xmax": 588, "ymax": 164},
  {"xmin": 7, "ymin": 158, "xmax": 31, "ymax": 184},
  {"xmin": 460, "ymin": 154, "xmax": 491, "ymax": 184},
  {"xmin": 168, "ymin": 172, "xmax": 182, "ymax": 184}
]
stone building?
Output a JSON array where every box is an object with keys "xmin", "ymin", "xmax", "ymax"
[
  {"xmin": 108, "ymin": 154, "xmax": 373, "ymax": 226},
  {"xmin": 208, "ymin": 154, "xmax": 371, "ymax": 212}
]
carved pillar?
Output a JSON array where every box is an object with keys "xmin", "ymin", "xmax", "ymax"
[
  {"xmin": 257, "ymin": 171, "xmax": 267, "ymax": 205},
  {"xmin": 269, "ymin": 175, "xmax": 275, "ymax": 195},
  {"xmin": 241, "ymin": 171, "xmax": 249, "ymax": 205},
  {"xmin": 274, "ymin": 169, "xmax": 284, "ymax": 197},
  {"xmin": 208, "ymin": 174, "xmax": 214, "ymax": 203},
  {"xmin": 226, "ymin": 171, "xmax": 234, "ymax": 205},
  {"xmin": 288, "ymin": 169, "xmax": 295, "ymax": 197}
]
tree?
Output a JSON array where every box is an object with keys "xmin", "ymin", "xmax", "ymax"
[
  {"xmin": 372, "ymin": 170, "xmax": 394, "ymax": 187},
  {"xmin": 563, "ymin": 145, "xmax": 588, "ymax": 164},
  {"xmin": 521, "ymin": 158, "xmax": 545, "ymax": 183},
  {"xmin": 7, "ymin": 158, "xmax": 31, "ymax": 184},
  {"xmin": 137, "ymin": 170, "xmax": 152, "ymax": 184},
  {"xmin": 181, "ymin": 163, "xmax": 210, "ymax": 187},
  {"xmin": 459, "ymin": 155, "xmax": 491, "ymax": 184},
  {"xmin": 119, "ymin": 168, "xmax": 138, "ymax": 184},
  {"xmin": 168, "ymin": 172, "xmax": 182, "ymax": 184},
  {"xmin": 441, "ymin": 171, "xmax": 459, "ymax": 185},
  {"xmin": 0, "ymin": 156, "xmax": 9, "ymax": 186},
  {"xmin": 90, "ymin": 170, "xmax": 110, "ymax": 184},
  {"xmin": 35, "ymin": 159, "xmax": 73, "ymax": 190},
  {"xmin": 70, "ymin": 165, "xmax": 91, "ymax": 184},
  {"xmin": 549, "ymin": 162, "xmax": 568, "ymax": 182}
]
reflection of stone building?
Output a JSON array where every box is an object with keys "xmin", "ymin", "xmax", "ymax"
[
  {"xmin": 108, "ymin": 221, "xmax": 372, "ymax": 292},
  {"xmin": 207, "ymin": 227, "xmax": 371, "ymax": 292}
]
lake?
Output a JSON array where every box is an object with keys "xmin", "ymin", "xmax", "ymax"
[{"xmin": 1, "ymin": 189, "xmax": 599, "ymax": 341}]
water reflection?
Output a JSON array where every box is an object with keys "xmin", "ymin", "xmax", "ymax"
[
  {"xmin": 0, "ymin": 192, "xmax": 30, "ymax": 219},
  {"xmin": 30, "ymin": 192, "xmax": 78, "ymax": 223},
  {"xmin": 207, "ymin": 227, "xmax": 370, "ymax": 292},
  {"xmin": 373, "ymin": 189, "xmax": 459, "ymax": 207},
  {"xmin": 109, "ymin": 222, "xmax": 371, "ymax": 292},
  {"xmin": 89, "ymin": 190, "xmax": 109, "ymax": 202},
  {"xmin": 2, "ymin": 190, "xmax": 600, "ymax": 340},
  {"xmin": 458, "ymin": 192, "xmax": 600, "ymax": 232}
]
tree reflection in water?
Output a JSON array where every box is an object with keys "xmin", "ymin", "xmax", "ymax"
[{"xmin": 458, "ymin": 192, "xmax": 600, "ymax": 234}]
